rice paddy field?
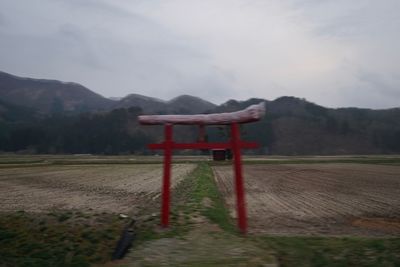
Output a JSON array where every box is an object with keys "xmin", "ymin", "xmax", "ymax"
[{"xmin": 213, "ymin": 163, "xmax": 400, "ymax": 236}]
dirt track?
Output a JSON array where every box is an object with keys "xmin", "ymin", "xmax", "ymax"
[
  {"xmin": 213, "ymin": 163, "xmax": 400, "ymax": 236},
  {"xmin": 0, "ymin": 164, "xmax": 195, "ymax": 214}
]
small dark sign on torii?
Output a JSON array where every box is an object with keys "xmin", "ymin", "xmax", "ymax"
[{"xmin": 139, "ymin": 102, "xmax": 265, "ymax": 233}]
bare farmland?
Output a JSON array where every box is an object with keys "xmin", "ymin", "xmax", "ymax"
[
  {"xmin": 213, "ymin": 163, "xmax": 400, "ymax": 236},
  {"xmin": 0, "ymin": 164, "xmax": 195, "ymax": 214}
]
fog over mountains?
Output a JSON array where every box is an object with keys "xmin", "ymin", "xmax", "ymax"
[{"xmin": 1, "ymin": 71, "xmax": 400, "ymax": 155}]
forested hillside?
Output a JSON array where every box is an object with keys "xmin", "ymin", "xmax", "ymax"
[
  {"xmin": 1, "ymin": 96, "xmax": 399, "ymax": 155},
  {"xmin": 208, "ymin": 97, "xmax": 400, "ymax": 155}
]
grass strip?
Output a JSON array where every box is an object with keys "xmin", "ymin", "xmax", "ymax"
[
  {"xmin": 254, "ymin": 236, "xmax": 400, "ymax": 267},
  {"xmin": 189, "ymin": 162, "xmax": 236, "ymax": 233},
  {"xmin": 0, "ymin": 211, "xmax": 125, "ymax": 267}
]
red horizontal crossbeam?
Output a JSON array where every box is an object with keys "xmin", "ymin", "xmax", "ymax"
[{"xmin": 148, "ymin": 141, "xmax": 259, "ymax": 150}]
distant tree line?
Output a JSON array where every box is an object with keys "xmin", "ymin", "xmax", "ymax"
[
  {"xmin": 1, "ymin": 99, "xmax": 400, "ymax": 155},
  {"xmin": 0, "ymin": 107, "xmax": 154, "ymax": 154}
]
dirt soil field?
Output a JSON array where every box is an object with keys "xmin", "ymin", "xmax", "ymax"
[
  {"xmin": 0, "ymin": 164, "xmax": 195, "ymax": 214},
  {"xmin": 213, "ymin": 163, "xmax": 400, "ymax": 236}
]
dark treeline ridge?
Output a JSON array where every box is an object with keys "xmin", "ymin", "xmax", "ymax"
[
  {"xmin": 0, "ymin": 107, "xmax": 152, "ymax": 154},
  {"xmin": 1, "ymin": 97, "xmax": 400, "ymax": 155}
]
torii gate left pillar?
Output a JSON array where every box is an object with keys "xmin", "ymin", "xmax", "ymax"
[{"xmin": 161, "ymin": 123, "xmax": 173, "ymax": 228}]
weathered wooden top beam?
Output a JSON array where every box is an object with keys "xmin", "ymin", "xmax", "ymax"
[{"xmin": 138, "ymin": 102, "xmax": 265, "ymax": 125}]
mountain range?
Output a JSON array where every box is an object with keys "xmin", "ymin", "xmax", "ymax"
[
  {"xmin": 1, "ymin": 70, "xmax": 399, "ymax": 155},
  {"xmin": 0, "ymin": 71, "xmax": 215, "ymax": 115}
]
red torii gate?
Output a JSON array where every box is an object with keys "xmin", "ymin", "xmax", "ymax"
[{"xmin": 139, "ymin": 102, "xmax": 265, "ymax": 233}]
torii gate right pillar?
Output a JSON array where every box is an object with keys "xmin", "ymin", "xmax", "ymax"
[{"xmin": 231, "ymin": 123, "xmax": 247, "ymax": 233}]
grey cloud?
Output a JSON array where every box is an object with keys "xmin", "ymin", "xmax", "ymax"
[
  {"xmin": 290, "ymin": 0, "xmax": 400, "ymax": 38},
  {"xmin": 357, "ymin": 71, "xmax": 400, "ymax": 99},
  {"xmin": 0, "ymin": 12, "xmax": 5, "ymax": 26},
  {"xmin": 0, "ymin": 0, "xmax": 399, "ymax": 108},
  {"xmin": 56, "ymin": 0, "xmax": 134, "ymax": 18}
]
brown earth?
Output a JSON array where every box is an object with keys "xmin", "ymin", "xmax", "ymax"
[
  {"xmin": 0, "ymin": 164, "xmax": 195, "ymax": 214},
  {"xmin": 213, "ymin": 163, "xmax": 400, "ymax": 236}
]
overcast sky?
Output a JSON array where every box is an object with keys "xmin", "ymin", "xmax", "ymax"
[{"xmin": 0, "ymin": 0, "xmax": 399, "ymax": 108}]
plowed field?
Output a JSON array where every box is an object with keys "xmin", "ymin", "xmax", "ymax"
[
  {"xmin": 0, "ymin": 164, "xmax": 195, "ymax": 214},
  {"xmin": 213, "ymin": 163, "xmax": 400, "ymax": 236}
]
